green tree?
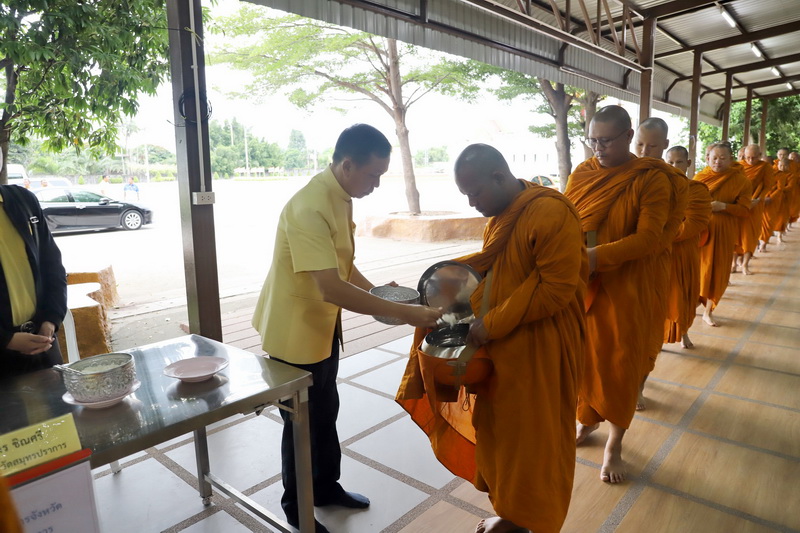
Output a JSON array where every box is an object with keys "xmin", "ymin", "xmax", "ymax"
[
  {"xmin": 0, "ymin": 1, "xmax": 170, "ymax": 183},
  {"xmin": 211, "ymin": 5, "xmax": 479, "ymax": 214},
  {"xmin": 207, "ymin": 118, "xmax": 285, "ymax": 175},
  {"xmin": 726, "ymin": 96, "xmax": 800, "ymax": 155},
  {"xmin": 284, "ymin": 130, "xmax": 307, "ymax": 170},
  {"xmin": 414, "ymin": 146, "xmax": 448, "ymax": 166},
  {"xmin": 461, "ymin": 63, "xmax": 603, "ymax": 190}
]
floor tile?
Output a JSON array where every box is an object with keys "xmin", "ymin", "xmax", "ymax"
[
  {"xmin": 576, "ymin": 418, "xmax": 672, "ymax": 478},
  {"xmin": 94, "ymin": 458, "xmax": 203, "ymax": 533},
  {"xmin": 248, "ymin": 455, "xmax": 429, "ymax": 533},
  {"xmin": 338, "ymin": 348, "xmax": 402, "ymax": 379},
  {"xmin": 748, "ymin": 323, "xmax": 800, "ymax": 349},
  {"xmin": 652, "ymin": 433, "xmax": 800, "ymax": 529},
  {"xmin": 638, "ymin": 380, "xmax": 701, "ymax": 425},
  {"xmin": 348, "ymin": 416, "xmax": 455, "ymax": 489},
  {"xmin": 649, "ymin": 352, "xmax": 721, "ymax": 388},
  {"xmin": 376, "ymin": 335, "xmax": 415, "ymax": 355},
  {"xmin": 350, "ymin": 359, "xmax": 411, "ymax": 397},
  {"xmin": 180, "ymin": 510, "xmax": 254, "ymax": 533},
  {"xmin": 561, "ymin": 463, "xmax": 627, "ymax": 533},
  {"xmin": 616, "ymin": 487, "xmax": 775, "ymax": 533},
  {"xmin": 337, "ymin": 383, "xmax": 404, "ymax": 441},
  {"xmin": 165, "ymin": 415, "xmax": 283, "ymax": 490},
  {"xmin": 760, "ymin": 308, "xmax": 800, "ymax": 329},
  {"xmin": 714, "ymin": 365, "xmax": 800, "ymax": 410},
  {"xmin": 733, "ymin": 341, "xmax": 800, "ymax": 374},
  {"xmin": 398, "ymin": 500, "xmax": 482, "ymax": 533},
  {"xmin": 673, "ymin": 333, "xmax": 738, "ymax": 361},
  {"xmin": 449, "ymin": 481, "xmax": 493, "ymax": 513},
  {"xmin": 689, "ymin": 394, "xmax": 800, "ymax": 458}
]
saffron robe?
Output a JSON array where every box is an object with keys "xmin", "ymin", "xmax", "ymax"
[
  {"xmin": 763, "ymin": 165, "xmax": 791, "ymax": 240},
  {"xmin": 396, "ymin": 182, "xmax": 587, "ymax": 533},
  {"xmin": 565, "ymin": 155, "xmax": 670, "ymax": 429},
  {"xmin": 0, "ymin": 476, "xmax": 22, "ymax": 533},
  {"xmin": 664, "ymin": 181, "xmax": 712, "ymax": 343},
  {"xmin": 694, "ymin": 163, "xmax": 752, "ymax": 309},
  {"xmin": 736, "ymin": 161, "xmax": 772, "ymax": 254},
  {"xmin": 643, "ymin": 160, "xmax": 688, "ymax": 370},
  {"xmin": 787, "ymin": 161, "xmax": 800, "ymax": 224}
]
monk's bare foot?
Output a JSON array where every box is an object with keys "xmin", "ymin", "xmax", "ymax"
[
  {"xmin": 600, "ymin": 445, "xmax": 627, "ymax": 484},
  {"xmin": 475, "ymin": 517, "xmax": 527, "ymax": 533},
  {"xmin": 702, "ymin": 310, "xmax": 717, "ymax": 327},
  {"xmin": 681, "ymin": 333, "xmax": 694, "ymax": 349},
  {"xmin": 636, "ymin": 390, "xmax": 646, "ymax": 411},
  {"xmin": 576, "ymin": 423, "xmax": 599, "ymax": 445},
  {"xmin": 730, "ymin": 264, "xmax": 738, "ymax": 273},
  {"xmin": 743, "ymin": 266, "xmax": 752, "ymax": 275}
]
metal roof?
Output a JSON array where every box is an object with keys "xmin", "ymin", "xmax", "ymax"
[{"xmin": 249, "ymin": 0, "xmax": 800, "ymax": 124}]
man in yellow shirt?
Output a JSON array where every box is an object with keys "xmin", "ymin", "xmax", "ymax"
[
  {"xmin": 252, "ymin": 124, "xmax": 441, "ymax": 532},
  {"xmin": 0, "ymin": 150, "xmax": 68, "ymax": 379}
]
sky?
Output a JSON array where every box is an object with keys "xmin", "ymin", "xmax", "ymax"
[{"xmin": 128, "ymin": 0, "xmax": 690, "ymax": 176}]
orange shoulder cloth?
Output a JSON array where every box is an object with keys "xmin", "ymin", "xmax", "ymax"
[
  {"xmin": 565, "ymin": 155, "xmax": 672, "ymax": 232},
  {"xmin": 455, "ymin": 181, "xmax": 579, "ymax": 273},
  {"xmin": 694, "ymin": 162, "xmax": 745, "ymax": 194}
]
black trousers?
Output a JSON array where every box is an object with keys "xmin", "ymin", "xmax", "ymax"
[
  {"xmin": 0, "ymin": 339, "xmax": 62, "ymax": 380},
  {"xmin": 273, "ymin": 338, "xmax": 344, "ymax": 522}
]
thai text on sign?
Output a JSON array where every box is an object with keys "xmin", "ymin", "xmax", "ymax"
[{"xmin": 0, "ymin": 414, "xmax": 81, "ymax": 475}]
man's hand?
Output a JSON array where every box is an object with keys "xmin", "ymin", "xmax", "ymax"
[
  {"xmin": 587, "ymin": 247, "xmax": 598, "ymax": 275},
  {"xmin": 711, "ymin": 200, "xmax": 727, "ymax": 212},
  {"xmin": 467, "ymin": 318, "xmax": 489, "ymax": 346},
  {"xmin": 400, "ymin": 305, "xmax": 442, "ymax": 328},
  {"xmin": 7, "ymin": 332, "xmax": 53, "ymax": 355}
]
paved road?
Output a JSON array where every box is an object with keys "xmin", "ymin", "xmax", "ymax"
[{"xmin": 54, "ymin": 174, "xmax": 478, "ymax": 313}]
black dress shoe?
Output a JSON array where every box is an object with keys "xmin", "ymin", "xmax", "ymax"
[
  {"xmin": 286, "ymin": 514, "xmax": 330, "ymax": 533},
  {"xmin": 315, "ymin": 490, "xmax": 370, "ymax": 509}
]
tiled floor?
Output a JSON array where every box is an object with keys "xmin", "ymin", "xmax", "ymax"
[{"xmin": 93, "ymin": 240, "xmax": 800, "ymax": 532}]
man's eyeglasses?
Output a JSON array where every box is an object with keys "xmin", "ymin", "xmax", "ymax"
[{"xmin": 584, "ymin": 130, "xmax": 628, "ymax": 149}]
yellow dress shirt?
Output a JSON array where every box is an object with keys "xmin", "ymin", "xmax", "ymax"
[
  {"xmin": 252, "ymin": 167, "xmax": 355, "ymax": 364},
  {"xmin": 0, "ymin": 193, "xmax": 37, "ymax": 326}
]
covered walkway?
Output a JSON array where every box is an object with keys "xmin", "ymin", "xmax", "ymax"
[{"xmin": 92, "ymin": 239, "xmax": 800, "ymax": 532}]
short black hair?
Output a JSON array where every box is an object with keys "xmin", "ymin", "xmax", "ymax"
[{"xmin": 332, "ymin": 124, "xmax": 392, "ymax": 165}]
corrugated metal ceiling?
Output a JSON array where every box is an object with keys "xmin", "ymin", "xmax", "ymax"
[{"xmin": 246, "ymin": 0, "xmax": 800, "ymax": 123}]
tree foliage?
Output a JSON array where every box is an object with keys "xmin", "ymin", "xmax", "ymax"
[
  {"xmin": 0, "ymin": 0, "xmax": 170, "ymax": 182},
  {"xmin": 726, "ymin": 96, "xmax": 800, "ymax": 154},
  {"xmin": 210, "ymin": 4, "xmax": 480, "ymax": 213},
  {"xmin": 207, "ymin": 118, "xmax": 284, "ymax": 177}
]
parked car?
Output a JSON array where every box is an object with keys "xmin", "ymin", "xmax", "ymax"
[
  {"xmin": 532, "ymin": 175, "xmax": 559, "ymax": 189},
  {"xmin": 33, "ymin": 187, "xmax": 153, "ymax": 232}
]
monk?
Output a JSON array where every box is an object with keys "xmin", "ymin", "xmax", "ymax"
[
  {"xmin": 566, "ymin": 105, "xmax": 671, "ymax": 484},
  {"xmin": 778, "ymin": 148, "xmax": 800, "ymax": 228},
  {"xmin": 631, "ymin": 118, "xmax": 689, "ymax": 411},
  {"xmin": 664, "ymin": 146, "xmax": 712, "ymax": 349},
  {"xmin": 734, "ymin": 145, "xmax": 772, "ymax": 274},
  {"xmin": 397, "ymin": 144, "xmax": 587, "ymax": 533},
  {"xmin": 694, "ymin": 142, "xmax": 752, "ymax": 326},
  {"xmin": 762, "ymin": 155, "xmax": 792, "ymax": 249}
]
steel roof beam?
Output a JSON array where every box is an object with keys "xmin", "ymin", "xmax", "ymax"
[
  {"xmin": 675, "ymin": 52, "xmax": 800, "ymax": 81},
  {"xmin": 704, "ymin": 73, "xmax": 800, "ymax": 95},
  {"xmin": 733, "ymin": 88, "xmax": 800, "ymax": 102},
  {"xmin": 656, "ymin": 20, "xmax": 800, "ymax": 58}
]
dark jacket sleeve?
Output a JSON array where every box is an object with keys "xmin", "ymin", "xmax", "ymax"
[{"xmin": 30, "ymin": 195, "xmax": 68, "ymax": 328}]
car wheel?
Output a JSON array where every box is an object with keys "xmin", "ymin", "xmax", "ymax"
[{"xmin": 122, "ymin": 210, "xmax": 143, "ymax": 230}]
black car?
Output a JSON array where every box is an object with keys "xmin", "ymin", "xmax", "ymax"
[{"xmin": 34, "ymin": 187, "xmax": 153, "ymax": 232}]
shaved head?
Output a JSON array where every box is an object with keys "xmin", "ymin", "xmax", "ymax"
[
  {"xmin": 743, "ymin": 144, "xmax": 761, "ymax": 167},
  {"xmin": 790, "ymin": 151, "xmax": 799, "ymax": 161},
  {"xmin": 666, "ymin": 146, "xmax": 690, "ymax": 173},
  {"xmin": 634, "ymin": 117, "xmax": 670, "ymax": 159},
  {"xmin": 454, "ymin": 143, "xmax": 521, "ymax": 217},
  {"xmin": 593, "ymin": 105, "xmax": 632, "ymax": 131}
]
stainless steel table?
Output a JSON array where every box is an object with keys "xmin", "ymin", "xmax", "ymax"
[{"xmin": 0, "ymin": 335, "xmax": 315, "ymax": 533}]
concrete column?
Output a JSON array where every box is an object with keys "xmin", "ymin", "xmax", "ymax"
[
  {"xmin": 759, "ymin": 98, "xmax": 769, "ymax": 155},
  {"xmin": 743, "ymin": 87, "xmax": 753, "ymax": 145},
  {"xmin": 638, "ymin": 17, "xmax": 656, "ymax": 125},
  {"xmin": 688, "ymin": 50, "xmax": 703, "ymax": 178},
  {"xmin": 721, "ymin": 71, "xmax": 733, "ymax": 141}
]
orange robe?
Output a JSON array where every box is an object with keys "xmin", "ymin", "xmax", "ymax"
[
  {"xmin": 643, "ymin": 160, "xmax": 688, "ymax": 370},
  {"xmin": 664, "ymin": 181, "xmax": 712, "ymax": 343},
  {"xmin": 694, "ymin": 163, "xmax": 752, "ymax": 309},
  {"xmin": 736, "ymin": 161, "xmax": 772, "ymax": 254},
  {"xmin": 0, "ymin": 476, "xmax": 22, "ymax": 533},
  {"xmin": 397, "ymin": 183, "xmax": 587, "ymax": 533},
  {"xmin": 788, "ymin": 161, "xmax": 800, "ymax": 224},
  {"xmin": 565, "ymin": 155, "xmax": 670, "ymax": 429},
  {"xmin": 763, "ymin": 165, "xmax": 791, "ymax": 240}
]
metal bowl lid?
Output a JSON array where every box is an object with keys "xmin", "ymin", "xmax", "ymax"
[{"xmin": 417, "ymin": 260, "xmax": 482, "ymax": 322}]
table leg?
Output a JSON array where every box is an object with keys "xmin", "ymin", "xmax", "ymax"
[
  {"xmin": 194, "ymin": 426, "xmax": 213, "ymax": 505},
  {"xmin": 291, "ymin": 389, "xmax": 314, "ymax": 532}
]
